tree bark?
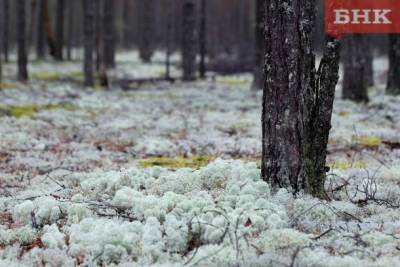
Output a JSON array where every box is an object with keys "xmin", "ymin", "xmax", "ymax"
[
  {"xmin": 43, "ymin": 0, "xmax": 59, "ymax": 59},
  {"xmin": 199, "ymin": 0, "xmax": 207, "ymax": 79},
  {"xmin": 387, "ymin": 34, "xmax": 400, "ymax": 95},
  {"xmin": 83, "ymin": 0, "xmax": 95, "ymax": 87},
  {"xmin": 137, "ymin": 0, "xmax": 155, "ymax": 63},
  {"xmin": 261, "ymin": 0, "xmax": 341, "ymax": 198},
  {"xmin": 182, "ymin": 0, "xmax": 197, "ymax": 81},
  {"xmin": 66, "ymin": 0, "xmax": 75, "ymax": 60},
  {"xmin": 342, "ymin": 35, "xmax": 369, "ymax": 103},
  {"xmin": 2, "ymin": 0, "xmax": 9, "ymax": 62},
  {"xmin": 55, "ymin": 0, "xmax": 65, "ymax": 60},
  {"xmin": 251, "ymin": 0, "xmax": 264, "ymax": 90},
  {"xmin": 102, "ymin": 0, "xmax": 116, "ymax": 69},
  {"xmin": 36, "ymin": 0, "xmax": 46, "ymax": 59},
  {"xmin": 0, "ymin": 0, "xmax": 3, "ymax": 83},
  {"xmin": 17, "ymin": 0, "xmax": 28, "ymax": 81},
  {"xmin": 165, "ymin": 0, "xmax": 174, "ymax": 80}
]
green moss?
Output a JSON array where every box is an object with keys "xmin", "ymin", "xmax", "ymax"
[
  {"xmin": 0, "ymin": 103, "xmax": 78, "ymax": 118},
  {"xmin": 0, "ymin": 83, "xmax": 17, "ymax": 90},
  {"xmin": 217, "ymin": 77, "xmax": 249, "ymax": 86},
  {"xmin": 328, "ymin": 160, "xmax": 367, "ymax": 170},
  {"xmin": 31, "ymin": 72, "xmax": 61, "ymax": 81},
  {"xmin": 138, "ymin": 156, "xmax": 215, "ymax": 169},
  {"xmin": 352, "ymin": 135, "xmax": 382, "ymax": 147}
]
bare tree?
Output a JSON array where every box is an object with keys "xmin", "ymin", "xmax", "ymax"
[
  {"xmin": 2, "ymin": 0, "xmax": 9, "ymax": 62},
  {"xmin": 181, "ymin": 0, "xmax": 197, "ymax": 81},
  {"xmin": 261, "ymin": 0, "xmax": 341, "ymax": 198},
  {"xmin": 137, "ymin": 0, "xmax": 155, "ymax": 63},
  {"xmin": 17, "ymin": 0, "xmax": 28, "ymax": 81},
  {"xmin": 342, "ymin": 35, "xmax": 369, "ymax": 102},
  {"xmin": 55, "ymin": 0, "xmax": 65, "ymax": 60},
  {"xmin": 251, "ymin": 0, "xmax": 264, "ymax": 90},
  {"xmin": 36, "ymin": 0, "xmax": 46, "ymax": 59},
  {"xmin": 387, "ymin": 34, "xmax": 400, "ymax": 95},
  {"xmin": 66, "ymin": 0, "xmax": 75, "ymax": 60},
  {"xmin": 199, "ymin": 0, "xmax": 207, "ymax": 79},
  {"xmin": 0, "ymin": 0, "xmax": 2, "ymax": 83},
  {"xmin": 102, "ymin": 0, "xmax": 116, "ymax": 69},
  {"xmin": 83, "ymin": 0, "xmax": 95, "ymax": 87}
]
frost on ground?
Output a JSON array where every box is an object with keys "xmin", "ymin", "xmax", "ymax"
[{"xmin": 1, "ymin": 55, "xmax": 400, "ymax": 266}]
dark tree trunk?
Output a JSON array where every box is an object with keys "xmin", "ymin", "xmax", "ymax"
[
  {"xmin": 94, "ymin": 0, "xmax": 101, "ymax": 71},
  {"xmin": 251, "ymin": 0, "xmax": 264, "ymax": 90},
  {"xmin": 122, "ymin": 0, "xmax": 131, "ymax": 49},
  {"xmin": 387, "ymin": 34, "xmax": 400, "ymax": 95},
  {"xmin": 342, "ymin": 35, "xmax": 369, "ymax": 103},
  {"xmin": 43, "ymin": 0, "xmax": 59, "ymax": 59},
  {"xmin": 83, "ymin": 0, "xmax": 95, "ymax": 87},
  {"xmin": 165, "ymin": 0, "xmax": 174, "ymax": 80},
  {"xmin": 66, "ymin": 0, "xmax": 75, "ymax": 60},
  {"xmin": 199, "ymin": 0, "xmax": 206, "ymax": 79},
  {"xmin": 181, "ymin": 1, "xmax": 197, "ymax": 81},
  {"xmin": 2, "ymin": 0, "xmax": 9, "ymax": 62},
  {"xmin": 137, "ymin": 0, "xmax": 155, "ymax": 63},
  {"xmin": 102, "ymin": 0, "xmax": 115, "ymax": 69},
  {"xmin": 55, "ymin": 0, "xmax": 65, "ymax": 60},
  {"xmin": 364, "ymin": 37, "xmax": 374, "ymax": 87},
  {"xmin": 17, "ymin": 0, "xmax": 28, "ymax": 81},
  {"xmin": 0, "ymin": 0, "xmax": 2, "ymax": 83},
  {"xmin": 36, "ymin": 0, "xmax": 46, "ymax": 59},
  {"xmin": 261, "ymin": 0, "xmax": 341, "ymax": 198}
]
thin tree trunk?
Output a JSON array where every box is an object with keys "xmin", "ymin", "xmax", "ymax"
[
  {"xmin": 182, "ymin": 1, "xmax": 197, "ymax": 81},
  {"xmin": 364, "ymin": 37, "xmax": 374, "ymax": 87},
  {"xmin": 55, "ymin": 0, "xmax": 65, "ymax": 60},
  {"xmin": 17, "ymin": 0, "xmax": 29, "ymax": 81},
  {"xmin": 94, "ymin": 0, "xmax": 101, "ymax": 71},
  {"xmin": 43, "ymin": 0, "xmax": 58, "ymax": 59},
  {"xmin": 83, "ymin": 0, "xmax": 95, "ymax": 87},
  {"xmin": 66, "ymin": 0, "xmax": 75, "ymax": 60},
  {"xmin": 122, "ymin": 0, "xmax": 131, "ymax": 49},
  {"xmin": 137, "ymin": 0, "xmax": 155, "ymax": 63},
  {"xmin": 261, "ymin": 0, "xmax": 341, "ymax": 198},
  {"xmin": 387, "ymin": 34, "xmax": 400, "ymax": 95},
  {"xmin": 102, "ymin": 0, "xmax": 115, "ymax": 69},
  {"xmin": 251, "ymin": 0, "xmax": 264, "ymax": 90},
  {"xmin": 199, "ymin": 0, "xmax": 206, "ymax": 79},
  {"xmin": 2, "ymin": 0, "xmax": 9, "ymax": 62},
  {"xmin": 165, "ymin": 0, "xmax": 174, "ymax": 80},
  {"xmin": 0, "ymin": 0, "xmax": 3, "ymax": 83},
  {"xmin": 342, "ymin": 35, "xmax": 369, "ymax": 103},
  {"xmin": 36, "ymin": 0, "xmax": 45, "ymax": 59}
]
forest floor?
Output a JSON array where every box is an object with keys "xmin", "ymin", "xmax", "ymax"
[{"xmin": 1, "ymin": 53, "xmax": 400, "ymax": 266}]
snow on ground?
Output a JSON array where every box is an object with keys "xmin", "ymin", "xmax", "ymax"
[{"xmin": 1, "ymin": 53, "xmax": 400, "ymax": 266}]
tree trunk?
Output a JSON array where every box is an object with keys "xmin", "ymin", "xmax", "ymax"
[
  {"xmin": 66, "ymin": 0, "xmax": 75, "ymax": 60},
  {"xmin": 364, "ymin": 37, "xmax": 374, "ymax": 87},
  {"xmin": 43, "ymin": 0, "xmax": 59, "ymax": 59},
  {"xmin": 122, "ymin": 0, "xmax": 131, "ymax": 49},
  {"xmin": 102, "ymin": 0, "xmax": 116, "ymax": 69},
  {"xmin": 83, "ymin": 0, "xmax": 95, "ymax": 87},
  {"xmin": 2, "ymin": 0, "xmax": 9, "ymax": 62},
  {"xmin": 55, "ymin": 0, "xmax": 65, "ymax": 60},
  {"xmin": 261, "ymin": 0, "xmax": 341, "ymax": 198},
  {"xmin": 165, "ymin": 0, "xmax": 174, "ymax": 80},
  {"xmin": 36, "ymin": 0, "xmax": 46, "ymax": 59},
  {"xmin": 182, "ymin": 1, "xmax": 197, "ymax": 81},
  {"xmin": 199, "ymin": 0, "xmax": 206, "ymax": 79},
  {"xmin": 251, "ymin": 0, "xmax": 264, "ymax": 90},
  {"xmin": 94, "ymin": 0, "xmax": 101, "ymax": 71},
  {"xmin": 342, "ymin": 35, "xmax": 369, "ymax": 103},
  {"xmin": 0, "ymin": 0, "xmax": 3, "ymax": 83},
  {"xmin": 387, "ymin": 34, "xmax": 400, "ymax": 95},
  {"xmin": 17, "ymin": 0, "xmax": 28, "ymax": 81},
  {"xmin": 137, "ymin": 0, "xmax": 155, "ymax": 63}
]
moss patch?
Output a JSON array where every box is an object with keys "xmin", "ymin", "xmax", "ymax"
[
  {"xmin": 31, "ymin": 72, "xmax": 61, "ymax": 81},
  {"xmin": 138, "ymin": 156, "xmax": 215, "ymax": 169},
  {"xmin": 0, "ymin": 103, "xmax": 78, "ymax": 118},
  {"xmin": 217, "ymin": 77, "xmax": 249, "ymax": 87},
  {"xmin": 352, "ymin": 135, "xmax": 382, "ymax": 147},
  {"xmin": 328, "ymin": 160, "xmax": 367, "ymax": 170},
  {"xmin": 0, "ymin": 83, "xmax": 17, "ymax": 90}
]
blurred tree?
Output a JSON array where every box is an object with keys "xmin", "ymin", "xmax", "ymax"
[
  {"xmin": 387, "ymin": 35, "xmax": 400, "ymax": 95},
  {"xmin": 182, "ymin": 0, "xmax": 197, "ymax": 81},
  {"xmin": 261, "ymin": 0, "xmax": 341, "ymax": 198},
  {"xmin": 199, "ymin": 0, "xmax": 207, "ymax": 79},
  {"xmin": 83, "ymin": 0, "xmax": 95, "ymax": 87},
  {"xmin": 342, "ymin": 35, "xmax": 369, "ymax": 102},
  {"xmin": 102, "ymin": 0, "xmax": 115, "ymax": 69},
  {"xmin": 36, "ymin": 0, "xmax": 46, "ymax": 59},
  {"xmin": 2, "ymin": 0, "xmax": 9, "ymax": 62},
  {"xmin": 251, "ymin": 0, "xmax": 264, "ymax": 90},
  {"xmin": 55, "ymin": 0, "xmax": 65, "ymax": 60},
  {"xmin": 0, "ymin": 0, "xmax": 2, "ymax": 83},
  {"xmin": 66, "ymin": 0, "xmax": 75, "ymax": 60},
  {"xmin": 17, "ymin": 0, "xmax": 28, "ymax": 81},
  {"xmin": 364, "ymin": 37, "xmax": 374, "ymax": 87},
  {"xmin": 137, "ymin": 0, "xmax": 155, "ymax": 63}
]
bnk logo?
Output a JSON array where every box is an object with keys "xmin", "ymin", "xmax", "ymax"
[{"xmin": 325, "ymin": 0, "xmax": 400, "ymax": 38}]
